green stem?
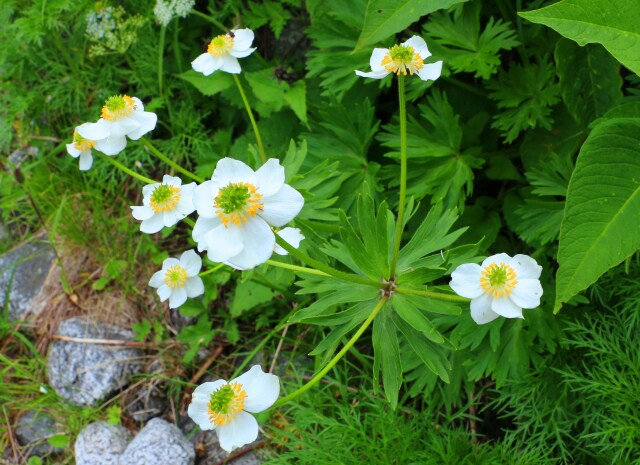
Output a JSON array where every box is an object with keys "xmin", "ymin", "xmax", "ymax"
[
  {"xmin": 233, "ymin": 74, "xmax": 267, "ymax": 164},
  {"xmin": 395, "ymin": 286, "xmax": 470, "ymax": 303},
  {"xmin": 266, "ymin": 259, "xmax": 329, "ymax": 277},
  {"xmin": 389, "ymin": 74, "xmax": 407, "ymax": 278},
  {"xmin": 273, "ymin": 297, "xmax": 388, "ymax": 407},
  {"xmin": 199, "ymin": 263, "xmax": 226, "ymax": 277},
  {"xmin": 172, "ymin": 19, "xmax": 183, "ymax": 72},
  {"xmin": 275, "ymin": 235, "xmax": 385, "ymax": 289},
  {"xmin": 140, "ymin": 138, "xmax": 205, "ymax": 183},
  {"xmin": 158, "ymin": 25, "xmax": 166, "ymax": 97},
  {"xmin": 190, "ymin": 10, "xmax": 227, "ymax": 31},
  {"xmin": 99, "ymin": 153, "xmax": 157, "ymax": 185}
]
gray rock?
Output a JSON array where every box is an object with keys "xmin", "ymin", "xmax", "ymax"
[
  {"xmin": 47, "ymin": 317, "xmax": 143, "ymax": 406},
  {"xmin": 75, "ymin": 422, "xmax": 131, "ymax": 465},
  {"xmin": 119, "ymin": 418, "xmax": 194, "ymax": 465},
  {"xmin": 15, "ymin": 411, "xmax": 62, "ymax": 457},
  {"xmin": 123, "ymin": 380, "xmax": 167, "ymax": 423},
  {"xmin": 0, "ymin": 237, "xmax": 55, "ymax": 321}
]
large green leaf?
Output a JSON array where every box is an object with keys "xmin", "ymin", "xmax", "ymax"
[
  {"xmin": 355, "ymin": 0, "xmax": 468, "ymax": 51},
  {"xmin": 520, "ymin": 0, "xmax": 640, "ymax": 76},
  {"xmin": 373, "ymin": 306, "xmax": 402, "ymax": 408},
  {"xmin": 555, "ymin": 117, "xmax": 640, "ymax": 312},
  {"xmin": 554, "ymin": 39, "xmax": 622, "ymax": 126}
]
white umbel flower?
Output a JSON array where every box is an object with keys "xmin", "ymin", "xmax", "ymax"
[
  {"xmin": 355, "ymin": 36, "xmax": 443, "ymax": 81},
  {"xmin": 131, "ymin": 175, "xmax": 196, "ymax": 234},
  {"xmin": 273, "ymin": 227, "xmax": 304, "ymax": 256},
  {"xmin": 149, "ymin": 250, "xmax": 204, "ymax": 309},
  {"xmin": 188, "ymin": 365, "xmax": 279, "ymax": 453},
  {"xmin": 66, "ymin": 124, "xmax": 96, "ymax": 171},
  {"xmin": 192, "ymin": 158, "xmax": 304, "ymax": 270},
  {"xmin": 191, "ymin": 29, "xmax": 256, "ymax": 76},
  {"xmin": 77, "ymin": 95, "xmax": 157, "ymax": 156},
  {"xmin": 450, "ymin": 253, "xmax": 543, "ymax": 325}
]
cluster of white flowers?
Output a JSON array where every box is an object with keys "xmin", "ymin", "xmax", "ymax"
[
  {"xmin": 66, "ymin": 95, "xmax": 157, "ymax": 170},
  {"xmin": 85, "ymin": 5, "xmax": 145, "ymax": 57},
  {"xmin": 153, "ymin": 0, "xmax": 195, "ymax": 26}
]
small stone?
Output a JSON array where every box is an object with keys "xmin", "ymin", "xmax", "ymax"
[
  {"xmin": 0, "ymin": 237, "xmax": 55, "ymax": 322},
  {"xmin": 75, "ymin": 422, "xmax": 131, "ymax": 465},
  {"xmin": 119, "ymin": 418, "xmax": 195, "ymax": 465},
  {"xmin": 47, "ymin": 317, "xmax": 143, "ymax": 406},
  {"xmin": 15, "ymin": 411, "xmax": 62, "ymax": 458},
  {"xmin": 123, "ymin": 380, "xmax": 167, "ymax": 423}
]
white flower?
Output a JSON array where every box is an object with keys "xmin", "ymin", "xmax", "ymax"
[
  {"xmin": 154, "ymin": 0, "xmax": 195, "ymax": 26},
  {"xmin": 77, "ymin": 95, "xmax": 157, "ymax": 156},
  {"xmin": 450, "ymin": 253, "xmax": 543, "ymax": 325},
  {"xmin": 355, "ymin": 36, "xmax": 443, "ymax": 81},
  {"xmin": 273, "ymin": 227, "xmax": 304, "ymax": 255},
  {"xmin": 187, "ymin": 365, "xmax": 279, "ymax": 453},
  {"xmin": 149, "ymin": 250, "xmax": 204, "ymax": 309},
  {"xmin": 131, "ymin": 175, "xmax": 196, "ymax": 234},
  {"xmin": 66, "ymin": 124, "xmax": 96, "ymax": 171},
  {"xmin": 191, "ymin": 29, "xmax": 256, "ymax": 76},
  {"xmin": 192, "ymin": 158, "xmax": 304, "ymax": 270}
]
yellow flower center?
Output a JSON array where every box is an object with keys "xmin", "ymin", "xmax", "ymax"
[
  {"xmin": 381, "ymin": 44, "xmax": 424, "ymax": 75},
  {"xmin": 150, "ymin": 184, "xmax": 181, "ymax": 213},
  {"xmin": 207, "ymin": 34, "xmax": 234, "ymax": 57},
  {"xmin": 208, "ymin": 382, "xmax": 247, "ymax": 426},
  {"xmin": 164, "ymin": 265, "xmax": 187, "ymax": 289},
  {"xmin": 214, "ymin": 182, "xmax": 264, "ymax": 228},
  {"xmin": 480, "ymin": 262, "xmax": 518, "ymax": 299},
  {"xmin": 101, "ymin": 95, "xmax": 137, "ymax": 121},
  {"xmin": 72, "ymin": 132, "xmax": 96, "ymax": 152}
]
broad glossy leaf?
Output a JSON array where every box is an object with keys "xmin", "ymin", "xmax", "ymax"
[
  {"xmin": 555, "ymin": 117, "xmax": 640, "ymax": 312},
  {"xmin": 355, "ymin": 0, "xmax": 468, "ymax": 50},
  {"xmin": 520, "ymin": 0, "xmax": 640, "ymax": 75}
]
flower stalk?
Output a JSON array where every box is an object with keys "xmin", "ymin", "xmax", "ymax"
[
  {"xmin": 233, "ymin": 74, "xmax": 267, "ymax": 164},
  {"xmin": 389, "ymin": 73, "xmax": 407, "ymax": 278},
  {"xmin": 99, "ymin": 153, "xmax": 157, "ymax": 185},
  {"xmin": 140, "ymin": 137, "xmax": 205, "ymax": 183},
  {"xmin": 394, "ymin": 286, "xmax": 470, "ymax": 303}
]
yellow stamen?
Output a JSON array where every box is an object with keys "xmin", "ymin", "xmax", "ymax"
[
  {"xmin": 72, "ymin": 132, "xmax": 96, "ymax": 152},
  {"xmin": 207, "ymin": 34, "xmax": 234, "ymax": 57},
  {"xmin": 381, "ymin": 45, "xmax": 424, "ymax": 76},
  {"xmin": 480, "ymin": 262, "xmax": 518, "ymax": 299},
  {"xmin": 207, "ymin": 382, "xmax": 247, "ymax": 426},
  {"xmin": 164, "ymin": 265, "xmax": 187, "ymax": 289},
  {"xmin": 214, "ymin": 182, "xmax": 264, "ymax": 228},
  {"xmin": 150, "ymin": 185, "xmax": 182, "ymax": 213},
  {"xmin": 101, "ymin": 95, "xmax": 137, "ymax": 121}
]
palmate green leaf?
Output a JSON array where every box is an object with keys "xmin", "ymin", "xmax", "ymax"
[
  {"xmin": 177, "ymin": 70, "xmax": 233, "ymax": 96},
  {"xmin": 391, "ymin": 294, "xmax": 444, "ymax": 343},
  {"xmin": 230, "ymin": 280, "xmax": 276, "ymax": 318},
  {"xmin": 373, "ymin": 306, "xmax": 402, "ymax": 408},
  {"xmin": 355, "ymin": 0, "xmax": 468, "ymax": 51},
  {"xmin": 554, "ymin": 39, "xmax": 622, "ymax": 126},
  {"xmin": 424, "ymin": 2, "xmax": 519, "ymax": 79},
  {"xmin": 519, "ymin": 0, "xmax": 640, "ymax": 76},
  {"xmin": 555, "ymin": 117, "xmax": 640, "ymax": 312}
]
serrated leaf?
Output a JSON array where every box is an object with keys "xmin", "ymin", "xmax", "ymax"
[
  {"xmin": 355, "ymin": 0, "xmax": 468, "ymax": 51},
  {"xmin": 230, "ymin": 280, "xmax": 276, "ymax": 317},
  {"xmin": 555, "ymin": 117, "xmax": 640, "ymax": 312},
  {"xmin": 520, "ymin": 0, "xmax": 640, "ymax": 76},
  {"xmin": 178, "ymin": 70, "xmax": 234, "ymax": 96},
  {"xmin": 283, "ymin": 80, "xmax": 307, "ymax": 125},
  {"xmin": 555, "ymin": 39, "xmax": 622, "ymax": 125},
  {"xmin": 373, "ymin": 306, "xmax": 402, "ymax": 408}
]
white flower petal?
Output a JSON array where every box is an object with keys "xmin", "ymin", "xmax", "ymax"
[
  {"xmin": 108, "ymin": 117, "xmax": 139, "ymax": 137},
  {"xmin": 192, "ymin": 216, "xmax": 222, "ymax": 244},
  {"xmin": 200, "ymin": 223, "xmax": 245, "ymax": 262},
  {"xmin": 169, "ymin": 287, "xmax": 188, "ymax": 308},
  {"xmin": 66, "ymin": 144, "xmax": 80, "ymax": 157},
  {"xmin": 193, "ymin": 181, "xmax": 218, "ymax": 218},
  {"xmin": 162, "ymin": 209, "xmax": 183, "ymax": 227},
  {"xmin": 274, "ymin": 227, "xmax": 304, "ymax": 255},
  {"xmin": 192, "ymin": 380, "xmax": 227, "ymax": 402},
  {"xmin": 231, "ymin": 365, "xmax": 280, "ymax": 413},
  {"xmin": 231, "ymin": 47, "xmax": 256, "ymax": 58},
  {"xmin": 450, "ymin": 263, "xmax": 483, "ymax": 299},
  {"xmin": 355, "ymin": 69, "xmax": 390, "ymax": 79},
  {"xmin": 510, "ymin": 279, "xmax": 543, "ymax": 309},
  {"xmin": 162, "ymin": 175, "xmax": 182, "ymax": 187},
  {"xmin": 157, "ymin": 284, "xmax": 172, "ymax": 302},
  {"xmin": 95, "ymin": 135, "xmax": 127, "ymax": 156},
  {"xmin": 162, "ymin": 258, "xmax": 181, "ymax": 269},
  {"xmin": 149, "ymin": 270, "xmax": 165, "ymax": 288},
  {"xmin": 259, "ymin": 184, "xmax": 304, "ymax": 227},
  {"xmin": 187, "ymin": 398, "xmax": 214, "ymax": 430},
  {"xmin": 143, "ymin": 183, "xmax": 160, "ymax": 199},
  {"xmin": 481, "ymin": 253, "xmax": 512, "ymax": 269},
  {"xmin": 192, "ymin": 53, "xmax": 223, "ymax": 76},
  {"xmin": 370, "ymin": 48, "xmax": 389, "ymax": 72},
  {"xmin": 255, "ymin": 158, "xmax": 285, "ymax": 197},
  {"xmin": 470, "ymin": 294, "xmax": 500, "ymax": 324},
  {"xmin": 225, "ymin": 217, "xmax": 275, "ymax": 270},
  {"xmin": 184, "ymin": 277, "xmax": 205, "ymax": 298},
  {"xmin": 131, "ymin": 205, "xmax": 155, "ymax": 221},
  {"xmin": 216, "ymin": 411, "xmax": 258, "ymax": 453},
  {"xmin": 219, "ymin": 55, "xmax": 241, "ymax": 74},
  {"xmin": 231, "ymin": 28, "xmax": 255, "ymax": 52},
  {"xmin": 416, "ymin": 61, "xmax": 443, "ymax": 82},
  {"xmin": 212, "ymin": 158, "xmax": 256, "ymax": 186},
  {"xmin": 491, "ymin": 297, "xmax": 524, "ymax": 319},
  {"xmin": 402, "ymin": 36, "xmax": 430, "ymax": 59},
  {"xmin": 140, "ymin": 214, "xmax": 164, "ymax": 234},
  {"xmin": 132, "ymin": 97, "xmax": 145, "ymax": 111},
  {"xmin": 176, "ymin": 191, "xmax": 196, "ymax": 216},
  {"xmin": 509, "ymin": 254, "xmax": 543, "ymax": 280},
  {"xmin": 79, "ymin": 151, "xmax": 93, "ymax": 171},
  {"xmin": 180, "ymin": 249, "xmax": 202, "ymax": 276},
  {"xmin": 77, "ymin": 120, "xmax": 110, "ymax": 140},
  {"xmin": 127, "ymin": 111, "xmax": 157, "ymax": 140}
]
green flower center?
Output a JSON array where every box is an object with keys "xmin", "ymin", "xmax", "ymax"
[
  {"xmin": 73, "ymin": 132, "xmax": 95, "ymax": 152},
  {"xmin": 207, "ymin": 382, "xmax": 247, "ymax": 426},
  {"xmin": 164, "ymin": 265, "xmax": 187, "ymax": 289},
  {"xmin": 150, "ymin": 184, "xmax": 181, "ymax": 212},
  {"xmin": 381, "ymin": 44, "xmax": 424, "ymax": 75},
  {"xmin": 480, "ymin": 262, "xmax": 518, "ymax": 299},
  {"xmin": 388, "ymin": 44, "xmax": 414, "ymax": 63},
  {"xmin": 214, "ymin": 182, "xmax": 263, "ymax": 227},
  {"xmin": 101, "ymin": 95, "xmax": 135, "ymax": 120},
  {"xmin": 207, "ymin": 34, "xmax": 234, "ymax": 57}
]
